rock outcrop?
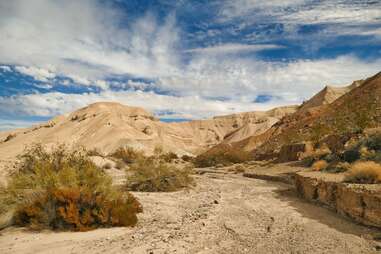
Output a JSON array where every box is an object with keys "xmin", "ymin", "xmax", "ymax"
[{"xmin": 295, "ymin": 171, "xmax": 381, "ymax": 228}]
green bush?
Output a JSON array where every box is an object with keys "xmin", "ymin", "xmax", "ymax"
[
  {"xmin": 2, "ymin": 144, "xmax": 142, "ymax": 231},
  {"xmin": 126, "ymin": 158, "xmax": 194, "ymax": 192}
]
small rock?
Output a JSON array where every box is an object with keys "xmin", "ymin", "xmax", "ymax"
[{"xmin": 213, "ymin": 200, "xmax": 219, "ymax": 204}]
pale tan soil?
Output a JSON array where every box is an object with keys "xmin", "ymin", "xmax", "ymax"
[{"xmin": 1, "ymin": 170, "xmax": 380, "ymax": 254}]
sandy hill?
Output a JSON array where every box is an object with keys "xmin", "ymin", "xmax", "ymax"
[
  {"xmin": 0, "ymin": 102, "xmax": 297, "ymax": 166},
  {"xmin": 298, "ymin": 80, "xmax": 363, "ymax": 112}
]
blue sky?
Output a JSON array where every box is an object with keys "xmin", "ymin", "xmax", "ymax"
[{"xmin": 0, "ymin": 0, "xmax": 381, "ymax": 130}]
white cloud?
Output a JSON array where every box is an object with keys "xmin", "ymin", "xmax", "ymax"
[
  {"xmin": 0, "ymin": 66, "xmax": 11, "ymax": 72},
  {"xmin": 218, "ymin": 0, "xmax": 381, "ymax": 39},
  {"xmin": 0, "ymin": 0, "xmax": 181, "ymax": 81},
  {"xmin": 14, "ymin": 66, "xmax": 55, "ymax": 82},
  {"xmin": 66, "ymin": 74, "xmax": 91, "ymax": 86},
  {"xmin": 185, "ymin": 43, "xmax": 282, "ymax": 54},
  {"xmin": 1, "ymin": 55, "xmax": 379, "ymax": 123},
  {"xmin": 156, "ymin": 55, "xmax": 381, "ymax": 101},
  {"xmin": 0, "ymin": 90, "xmax": 292, "ymax": 121}
]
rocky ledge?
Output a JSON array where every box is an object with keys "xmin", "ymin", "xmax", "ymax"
[{"xmin": 295, "ymin": 171, "xmax": 381, "ymax": 228}]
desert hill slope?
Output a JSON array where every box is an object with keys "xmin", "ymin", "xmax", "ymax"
[
  {"xmin": 298, "ymin": 80, "xmax": 363, "ymax": 112},
  {"xmin": 257, "ymin": 72, "xmax": 381, "ymax": 154},
  {"xmin": 0, "ymin": 102, "xmax": 297, "ymax": 163},
  {"xmin": 201, "ymin": 75, "xmax": 375, "ymax": 159}
]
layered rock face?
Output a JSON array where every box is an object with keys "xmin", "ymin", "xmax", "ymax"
[{"xmin": 295, "ymin": 172, "xmax": 381, "ymax": 228}]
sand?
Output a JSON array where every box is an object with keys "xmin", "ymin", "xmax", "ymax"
[{"xmin": 1, "ymin": 168, "xmax": 379, "ymax": 254}]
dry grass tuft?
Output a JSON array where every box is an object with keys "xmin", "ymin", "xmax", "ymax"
[
  {"xmin": 312, "ymin": 160, "xmax": 328, "ymax": 171},
  {"xmin": 344, "ymin": 161, "xmax": 381, "ymax": 184}
]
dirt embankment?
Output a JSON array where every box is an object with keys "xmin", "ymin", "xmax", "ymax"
[{"xmin": 295, "ymin": 171, "xmax": 381, "ymax": 228}]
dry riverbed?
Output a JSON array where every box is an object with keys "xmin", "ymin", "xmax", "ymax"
[{"xmin": 1, "ymin": 170, "xmax": 381, "ymax": 254}]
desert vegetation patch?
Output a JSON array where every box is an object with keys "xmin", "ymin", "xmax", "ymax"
[
  {"xmin": 126, "ymin": 157, "xmax": 194, "ymax": 192},
  {"xmin": 0, "ymin": 144, "xmax": 142, "ymax": 231}
]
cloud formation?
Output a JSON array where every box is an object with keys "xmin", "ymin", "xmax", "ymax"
[
  {"xmin": 0, "ymin": 0, "xmax": 180, "ymax": 81},
  {"xmin": 0, "ymin": 0, "xmax": 380, "ymax": 129}
]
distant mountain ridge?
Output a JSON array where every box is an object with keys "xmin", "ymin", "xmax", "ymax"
[{"xmin": 0, "ymin": 102, "xmax": 297, "ymax": 163}]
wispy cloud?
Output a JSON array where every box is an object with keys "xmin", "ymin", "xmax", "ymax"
[{"xmin": 185, "ymin": 43, "xmax": 282, "ymax": 54}]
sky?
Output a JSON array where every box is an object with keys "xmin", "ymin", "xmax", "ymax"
[{"xmin": 0, "ymin": 0, "xmax": 381, "ymax": 130}]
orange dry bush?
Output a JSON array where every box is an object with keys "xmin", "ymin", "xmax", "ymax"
[
  {"xmin": 312, "ymin": 160, "xmax": 328, "ymax": 171},
  {"xmin": 344, "ymin": 161, "xmax": 381, "ymax": 184},
  {"xmin": 16, "ymin": 188, "xmax": 141, "ymax": 231},
  {"xmin": 2, "ymin": 144, "xmax": 142, "ymax": 231}
]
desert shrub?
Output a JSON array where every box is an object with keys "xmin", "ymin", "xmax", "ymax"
[
  {"xmin": 301, "ymin": 148, "xmax": 331, "ymax": 167},
  {"xmin": 181, "ymin": 155, "xmax": 193, "ymax": 162},
  {"xmin": 367, "ymin": 151, "xmax": 381, "ymax": 163},
  {"xmin": 301, "ymin": 156, "xmax": 316, "ymax": 167},
  {"xmin": 325, "ymin": 161, "xmax": 350, "ymax": 173},
  {"xmin": 15, "ymin": 188, "xmax": 141, "ymax": 231},
  {"xmin": 343, "ymin": 149, "xmax": 361, "ymax": 163},
  {"xmin": 3, "ymin": 134, "xmax": 16, "ymax": 143},
  {"xmin": 103, "ymin": 162, "xmax": 112, "ymax": 170},
  {"xmin": 322, "ymin": 153, "xmax": 340, "ymax": 163},
  {"xmin": 234, "ymin": 165, "xmax": 245, "ymax": 173},
  {"xmin": 153, "ymin": 145, "xmax": 164, "ymax": 156},
  {"xmin": 344, "ymin": 161, "xmax": 381, "ymax": 184},
  {"xmin": 87, "ymin": 148, "xmax": 103, "ymax": 157},
  {"xmin": 126, "ymin": 158, "xmax": 194, "ymax": 192},
  {"xmin": 2, "ymin": 144, "xmax": 142, "ymax": 231},
  {"xmin": 359, "ymin": 146, "xmax": 375, "ymax": 160},
  {"xmin": 115, "ymin": 160, "xmax": 126, "ymax": 170},
  {"xmin": 159, "ymin": 152, "xmax": 178, "ymax": 163},
  {"xmin": 194, "ymin": 151, "xmax": 251, "ymax": 168},
  {"xmin": 312, "ymin": 160, "xmax": 328, "ymax": 171},
  {"xmin": 364, "ymin": 133, "xmax": 381, "ymax": 151},
  {"xmin": 110, "ymin": 147, "xmax": 144, "ymax": 164}
]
